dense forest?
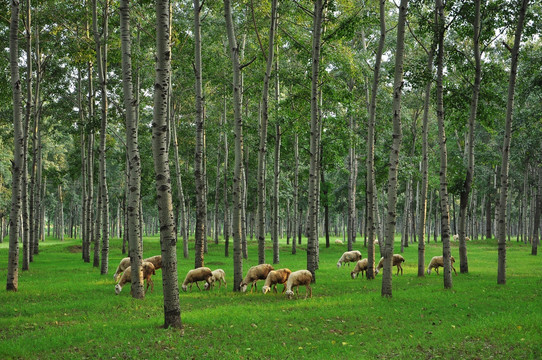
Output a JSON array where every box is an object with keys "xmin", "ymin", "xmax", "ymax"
[{"xmin": 2, "ymin": 0, "xmax": 541, "ymax": 328}]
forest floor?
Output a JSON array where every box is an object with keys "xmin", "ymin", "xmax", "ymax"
[{"xmin": 0, "ymin": 235, "xmax": 540, "ymax": 359}]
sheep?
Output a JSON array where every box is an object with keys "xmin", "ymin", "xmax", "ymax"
[
  {"xmin": 452, "ymin": 234, "xmax": 470, "ymax": 242},
  {"xmin": 204, "ymin": 269, "xmax": 227, "ymax": 290},
  {"xmin": 181, "ymin": 267, "xmax": 213, "ymax": 292},
  {"xmin": 262, "ymin": 268, "xmax": 292, "ymax": 294},
  {"xmin": 114, "ymin": 261, "xmax": 156, "ymax": 295},
  {"xmin": 240, "ymin": 264, "xmax": 274, "ymax": 293},
  {"xmin": 284, "ymin": 270, "xmax": 313, "ymax": 299},
  {"xmin": 350, "ymin": 258, "xmax": 369, "ymax": 279},
  {"xmin": 427, "ymin": 255, "xmax": 457, "ymax": 276},
  {"xmin": 113, "ymin": 257, "xmax": 130, "ymax": 282},
  {"xmin": 113, "ymin": 255, "xmax": 162, "ymax": 282},
  {"xmin": 375, "ymin": 254, "xmax": 406, "ymax": 275},
  {"xmin": 334, "ymin": 239, "xmax": 343, "ymax": 245},
  {"xmin": 336, "ymin": 250, "xmax": 362, "ymax": 268}
]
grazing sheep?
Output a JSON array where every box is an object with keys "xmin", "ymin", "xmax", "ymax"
[
  {"xmin": 375, "ymin": 254, "xmax": 406, "ymax": 275},
  {"xmin": 350, "ymin": 258, "xmax": 369, "ymax": 279},
  {"xmin": 113, "ymin": 257, "xmax": 130, "ymax": 281},
  {"xmin": 114, "ymin": 262, "xmax": 156, "ymax": 295},
  {"xmin": 452, "ymin": 235, "xmax": 470, "ymax": 242},
  {"xmin": 113, "ymin": 255, "xmax": 162, "ymax": 282},
  {"xmin": 262, "ymin": 268, "xmax": 292, "ymax": 294},
  {"xmin": 334, "ymin": 239, "xmax": 343, "ymax": 245},
  {"xmin": 284, "ymin": 270, "xmax": 313, "ymax": 299},
  {"xmin": 240, "ymin": 264, "xmax": 274, "ymax": 293},
  {"xmin": 204, "ymin": 269, "xmax": 227, "ymax": 290},
  {"xmin": 181, "ymin": 267, "xmax": 213, "ymax": 292},
  {"xmin": 427, "ymin": 256, "xmax": 457, "ymax": 276},
  {"xmin": 336, "ymin": 250, "xmax": 362, "ymax": 268}
]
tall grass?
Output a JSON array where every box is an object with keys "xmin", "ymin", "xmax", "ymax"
[{"xmin": 0, "ymin": 235, "xmax": 540, "ymax": 359}]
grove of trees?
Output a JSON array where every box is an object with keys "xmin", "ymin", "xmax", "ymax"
[{"xmin": 3, "ymin": 0, "xmax": 541, "ymax": 328}]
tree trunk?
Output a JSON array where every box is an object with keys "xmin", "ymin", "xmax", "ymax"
[
  {"xmin": 458, "ymin": 2, "xmax": 481, "ymax": 270},
  {"xmin": 272, "ymin": 49, "xmax": 281, "ymax": 264},
  {"xmin": 120, "ymin": 0, "xmax": 145, "ymax": 298},
  {"xmin": 23, "ymin": 0, "xmax": 32, "ymax": 270},
  {"xmin": 381, "ymin": 0, "xmax": 408, "ymax": 297},
  {"xmin": 498, "ymin": 0, "xmax": 529, "ymax": 284},
  {"xmin": 257, "ymin": 0, "xmax": 278, "ymax": 265},
  {"xmin": 193, "ymin": 0, "xmax": 206, "ymax": 269},
  {"xmin": 223, "ymin": 89, "xmax": 230, "ymax": 258},
  {"xmin": 531, "ymin": 166, "xmax": 541, "ymax": 255},
  {"xmin": 347, "ymin": 112, "xmax": 356, "ymax": 252},
  {"xmin": 417, "ymin": 22, "xmax": 436, "ymax": 275},
  {"xmin": 152, "ymin": 0, "xmax": 182, "ymax": 328},
  {"xmin": 307, "ymin": 0, "xmax": 324, "ymax": 282},
  {"xmin": 224, "ymin": 0, "xmax": 244, "ymax": 291},
  {"xmin": 7, "ymin": 0, "xmax": 23, "ymax": 291},
  {"xmin": 171, "ymin": 110, "xmax": 189, "ymax": 259},
  {"xmin": 292, "ymin": 133, "xmax": 299, "ymax": 255},
  {"xmin": 436, "ymin": 0, "xmax": 453, "ymax": 289},
  {"xmin": 366, "ymin": 0, "xmax": 386, "ymax": 280}
]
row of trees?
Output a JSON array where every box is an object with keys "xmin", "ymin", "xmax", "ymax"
[{"xmin": 3, "ymin": 0, "xmax": 541, "ymax": 328}]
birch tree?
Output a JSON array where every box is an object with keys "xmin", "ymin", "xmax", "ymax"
[
  {"xmin": 381, "ymin": 0, "xmax": 408, "ymax": 297},
  {"xmin": 497, "ymin": 0, "xmax": 529, "ymax": 285}
]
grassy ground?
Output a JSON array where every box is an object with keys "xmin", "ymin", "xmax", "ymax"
[{"xmin": 0, "ymin": 235, "xmax": 541, "ymax": 359}]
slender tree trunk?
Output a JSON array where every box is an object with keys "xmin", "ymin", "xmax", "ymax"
[
  {"xmin": 417, "ymin": 25, "xmax": 436, "ymax": 276},
  {"xmin": 223, "ymin": 90, "xmax": 230, "ymax": 257},
  {"xmin": 381, "ymin": 0, "xmax": 408, "ymax": 298},
  {"xmin": 436, "ymin": 0, "xmax": 453, "ymax": 289},
  {"xmin": 366, "ymin": 0, "xmax": 386, "ymax": 280},
  {"xmin": 153, "ymin": 0, "xmax": 182, "ymax": 328},
  {"xmin": 171, "ymin": 110, "xmax": 189, "ymax": 259},
  {"xmin": 307, "ymin": 0, "xmax": 324, "ymax": 282},
  {"xmin": 256, "ymin": 0, "xmax": 278, "ymax": 265},
  {"xmin": 7, "ymin": 0, "xmax": 23, "ymax": 291},
  {"xmin": 498, "ymin": 0, "xmax": 529, "ymax": 284},
  {"xmin": 120, "ymin": 0, "xmax": 144, "ymax": 298},
  {"xmin": 347, "ymin": 112, "xmax": 356, "ymax": 252},
  {"xmin": 224, "ymin": 0, "xmax": 244, "ymax": 291},
  {"xmin": 292, "ymin": 133, "xmax": 299, "ymax": 255},
  {"xmin": 458, "ymin": 0, "xmax": 481, "ymax": 273},
  {"xmin": 531, "ymin": 167, "xmax": 541, "ymax": 255},
  {"xmin": 194, "ymin": 0, "xmax": 206, "ymax": 269}
]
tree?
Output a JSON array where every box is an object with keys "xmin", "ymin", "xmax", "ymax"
[
  {"xmin": 224, "ymin": 0, "xmax": 244, "ymax": 292},
  {"xmin": 7, "ymin": 0, "xmax": 23, "ymax": 292},
  {"xmin": 194, "ymin": 0, "xmax": 206, "ymax": 269},
  {"xmin": 256, "ymin": 0, "xmax": 278, "ymax": 265},
  {"xmin": 497, "ymin": 0, "xmax": 529, "ymax": 285},
  {"xmin": 307, "ymin": 0, "xmax": 325, "ymax": 282},
  {"xmin": 119, "ymin": 0, "xmax": 144, "ymax": 299},
  {"xmin": 435, "ymin": 0, "xmax": 453, "ymax": 289},
  {"xmin": 381, "ymin": 0, "xmax": 408, "ymax": 298},
  {"xmin": 366, "ymin": 0, "xmax": 386, "ymax": 280},
  {"xmin": 152, "ymin": 0, "xmax": 181, "ymax": 328}
]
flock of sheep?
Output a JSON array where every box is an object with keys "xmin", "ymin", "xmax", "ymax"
[{"xmin": 112, "ymin": 249, "xmax": 457, "ymax": 298}]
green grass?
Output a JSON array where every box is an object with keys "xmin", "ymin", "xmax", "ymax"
[{"xmin": 0, "ymin": 235, "xmax": 541, "ymax": 359}]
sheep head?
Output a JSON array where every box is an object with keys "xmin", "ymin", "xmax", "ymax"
[
  {"xmin": 240, "ymin": 282, "xmax": 248, "ymax": 293},
  {"xmin": 262, "ymin": 286, "xmax": 271, "ymax": 294},
  {"xmin": 336, "ymin": 262, "xmax": 342, "ymax": 268},
  {"xmin": 285, "ymin": 290, "xmax": 295, "ymax": 299},
  {"xmin": 115, "ymin": 284, "xmax": 122, "ymax": 295},
  {"xmin": 181, "ymin": 284, "xmax": 188, "ymax": 292},
  {"xmin": 350, "ymin": 271, "xmax": 357, "ymax": 279}
]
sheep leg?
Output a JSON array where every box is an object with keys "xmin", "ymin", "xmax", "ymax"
[
  {"xmin": 195, "ymin": 282, "xmax": 202, "ymax": 291},
  {"xmin": 305, "ymin": 284, "xmax": 312, "ymax": 299},
  {"xmin": 435, "ymin": 267, "xmax": 440, "ymax": 275},
  {"xmin": 452, "ymin": 265, "xmax": 457, "ymax": 276}
]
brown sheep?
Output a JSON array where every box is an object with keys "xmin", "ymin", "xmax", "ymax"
[
  {"xmin": 427, "ymin": 256, "xmax": 457, "ymax": 276},
  {"xmin": 113, "ymin": 255, "xmax": 162, "ymax": 282},
  {"xmin": 115, "ymin": 261, "xmax": 156, "ymax": 295},
  {"xmin": 375, "ymin": 254, "xmax": 406, "ymax": 275},
  {"xmin": 240, "ymin": 264, "xmax": 274, "ymax": 293},
  {"xmin": 337, "ymin": 250, "xmax": 362, "ymax": 268},
  {"xmin": 181, "ymin": 267, "xmax": 213, "ymax": 292},
  {"xmin": 285, "ymin": 270, "xmax": 313, "ymax": 299},
  {"xmin": 350, "ymin": 258, "xmax": 369, "ymax": 279},
  {"xmin": 262, "ymin": 268, "xmax": 292, "ymax": 294}
]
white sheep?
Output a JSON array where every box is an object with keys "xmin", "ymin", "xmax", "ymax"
[
  {"xmin": 181, "ymin": 267, "xmax": 213, "ymax": 292},
  {"xmin": 334, "ymin": 239, "xmax": 343, "ymax": 245},
  {"xmin": 427, "ymin": 255, "xmax": 457, "ymax": 276},
  {"xmin": 375, "ymin": 254, "xmax": 405, "ymax": 275},
  {"xmin": 262, "ymin": 268, "xmax": 292, "ymax": 294},
  {"xmin": 113, "ymin": 255, "xmax": 162, "ymax": 282},
  {"xmin": 284, "ymin": 270, "xmax": 313, "ymax": 299},
  {"xmin": 350, "ymin": 258, "xmax": 369, "ymax": 279},
  {"xmin": 240, "ymin": 264, "xmax": 274, "ymax": 293},
  {"xmin": 204, "ymin": 269, "xmax": 227, "ymax": 290},
  {"xmin": 114, "ymin": 261, "xmax": 156, "ymax": 295},
  {"xmin": 337, "ymin": 250, "xmax": 362, "ymax": 268},
  {"xmin": 452, "ymin": 234, "xmax": 470, "ymax": 242}
]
